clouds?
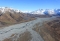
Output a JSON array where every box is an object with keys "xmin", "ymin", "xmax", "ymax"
[{"xmin": 21, "ymin": 11, "xmax": 31, "ymax": 13}]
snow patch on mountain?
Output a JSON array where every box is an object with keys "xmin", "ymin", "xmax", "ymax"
[{"xmin": 0, "ymin": 7, "xmax": 22, "ymax": 14}]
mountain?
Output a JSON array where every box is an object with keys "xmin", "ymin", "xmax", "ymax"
[
  {"xmin": 0, "ymin": 7, "xmax": 60, "ymax": 26},
  {"xmin": 0, "ymin": 7, "xmax": 22, "ymax": 13},
  {"xmin": 54, "ymin": 9, "xmax": 60, "ymax": 15},
  {"xmin": 0, "ymin": 7, "xmax": 35, "ymax": 26},
  {"xmin": 30, "ymin": 9, "xmax": 60, "ymax": 15}
]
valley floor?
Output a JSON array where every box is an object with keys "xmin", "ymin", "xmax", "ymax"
[{"xmin": 0, "ymin": 16, "xmax": 56, "ymax": 41}]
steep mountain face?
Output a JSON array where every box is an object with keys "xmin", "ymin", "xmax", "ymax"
[
  {"xmin": 30, "ymin": 9, "xmax": 60, "ymax": 15},
  {"xmin": 54, "ymin": 9, "xmax": 60, "ymax": 15}
]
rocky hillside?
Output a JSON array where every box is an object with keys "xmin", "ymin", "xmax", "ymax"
[
  {"xmin": 44, "ymin": 17, "xmax": 60, "ymax": 41},
  {"xmin": 0, "ymin": 7, "xmax": 35, "ymax": 26}
]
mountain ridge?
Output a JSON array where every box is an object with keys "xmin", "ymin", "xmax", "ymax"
[
  {"xmin": 30, "ymin": 9, "xmax": 60, "ymax": 15},
  {"xmin": 0, "ymin": 7, "xmax": 60, "ymax": 15},
  {"xmin": 0, "ymin": 7, "xmax": 36, "ymax": 27}
]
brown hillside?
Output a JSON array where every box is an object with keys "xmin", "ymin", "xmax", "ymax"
[
  {"xmin": 44, "ymin": 18, "xmax": 60, "ymax": 41},
  {"xmin": 0, "ymin": 11, "xmax": 35, "ymax": 27}
]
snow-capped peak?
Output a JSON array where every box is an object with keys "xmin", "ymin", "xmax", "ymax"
[
  {"xmin": 30, "ymin": 9, "xmax": 59, "ymax": 15},
  {"xmin": 0, "ymin": 7, "xmax": 22, "ymax": 13}
]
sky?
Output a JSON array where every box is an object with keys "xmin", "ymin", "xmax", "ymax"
[{"xmin": 0, "ymin": 0, "xmax": 60, "ymax": 11}]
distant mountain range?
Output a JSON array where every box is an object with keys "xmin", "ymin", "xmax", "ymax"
[
  {"xmin": 30, "ymin": 9, "xmax": 60, "ymax": 15},
  {"xmin": 0, "ymin": 7, "xmax": 60, "ymax": 15}
]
